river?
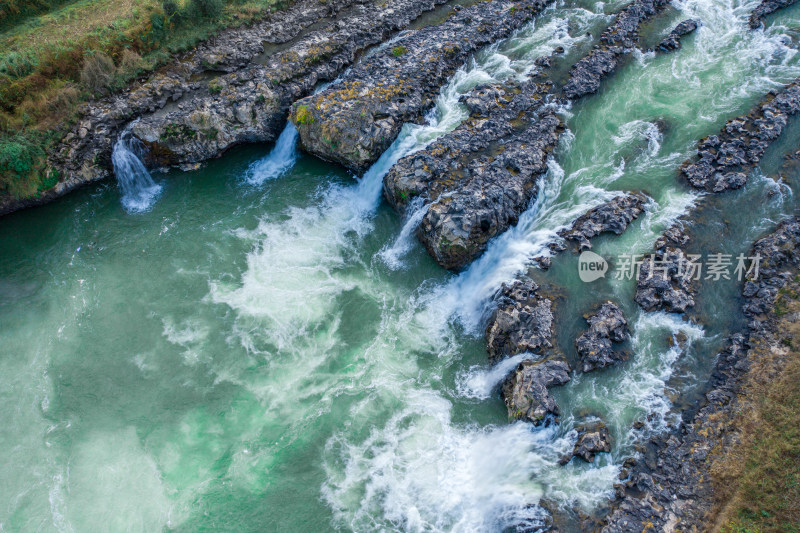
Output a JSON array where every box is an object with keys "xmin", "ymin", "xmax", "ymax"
[{"xmin": 1, "ymin": 0, "xmax": 800, "ymax": 530}]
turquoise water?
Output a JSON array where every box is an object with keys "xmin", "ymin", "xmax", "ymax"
[{"xmin": 2, "ymin": 0, "xmax": 800, "ymax": 530}]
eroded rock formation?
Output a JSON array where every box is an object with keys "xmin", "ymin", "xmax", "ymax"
[
  {"xmin": 575, "ymin": 302, "xmax": 629, "ymax": 373},
  {"xmin": 502, "ymin": 357, "xmax": 571, "ymax": 425}
]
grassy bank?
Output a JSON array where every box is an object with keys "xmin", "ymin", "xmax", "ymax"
[
  {"xmin": 712, "ymin": 275, "xmax": 800, "ymax": 533},
  {"xmin": 0, "ymin": 0, "xmax": 292, "ymax": 201}
]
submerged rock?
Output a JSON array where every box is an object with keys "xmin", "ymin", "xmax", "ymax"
[
  {"xmin": 634, "ymin": 223, "xmax": 696, "ymax": 313},
  {"xmin": 563, "ymin": 0, "xmax": 669, "ymax": 99},
  {"xmin": 575, "ymin": 302, "xmax": 629, "ymax": 373},
  {"xmin": 556, "ymin": 192, "xmax": 649, "ymax": 251},
  {"xmin": 749, "ymin": 0, "xmax": 798, "ymax": 29},
  {"xmin": 486, "ymin": 279, "xmax": 555, "ymax": 364},
  {"xmin": 656, "ymin": 19, "xmax": 700, "ymax": 52},
  {"xmin": 289, "ymin": 0, "xmax": 553, "ymax": 171},
  {"xmin": 560, "ymin": 421, "xmax": 613, "ymax": 464},
  {"xmin": 681, "ymin": 80, "xmax": 800, "ymax": 192},
  {"xmin": 502, "ymin": 357, "xmax": 571, "ymax": 425}
]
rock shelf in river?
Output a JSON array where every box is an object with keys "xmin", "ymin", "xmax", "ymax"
[
  {"xmin": 562, "ymin": 0, "xmax": 670, "ymax": 99},
  {"xmin": 289, "ymin": 0, "xmax": 553, "ymax": 172},
  {"xmin": 603, "ymin": 215, "xmax": 800, "ymax": 531},
  {"xmin": 681, "ymin": 79, "xmax": 800, "ymax": 192},
  {"xmin": 502, "ymin": 357, "xmax": 572, "ymax": 425}
]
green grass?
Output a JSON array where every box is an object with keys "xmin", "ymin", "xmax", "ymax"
[{"xmin": 0, "ymin": 0, "xmax": 293, "ymax": 200}]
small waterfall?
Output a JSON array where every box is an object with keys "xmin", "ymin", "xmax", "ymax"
[
  {"xmin": 111, "ymin": 128, "xmax": 162, "ymax": 213},
  {"xmin": 245, "ymin": 122, "xmax": 299, "ymax": 185}
]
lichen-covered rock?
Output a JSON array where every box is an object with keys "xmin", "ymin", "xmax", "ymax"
[
  {"xmin": 290, "ymin": 0, "xmax": 553, "ymax": 171},
  {"xmin": 563, "ymin": 0, "xmax": 669, "ymax": 99},
  {"xmin": 680, "ymin": 80, "xmax": 800, "ymax": 192},
  {"xmin": 502, "ymin": 357, "xmax": 571, "ymax": 425},
  {"xmin": 634, "ymin": 223, "xmax": 696, "ymax": 313},
  {"xmin": 560, "ymin": 421, "xmax": 612, "ymax": 464},
  {"xmin": 486, "ymin": 279, "xmax": 555, "ymax": 364},
  {"xmin": 749, "ymin": 0, "xmax": 798, "ymax": 29},
  {"xmin": 575, "ymin": 302, "xmax": 629, "ymax": 373},
  {"xmin": 656, "ymin": 19, "xmax": 699, "ymax": 52},
  {"xmin": 556, "ymin": 192, "xmax": 649, "ymax": 251}
]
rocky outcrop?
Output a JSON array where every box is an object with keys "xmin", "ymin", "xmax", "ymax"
[
  {"xmin": 749, "ymin": 0, "xmax": 798, "ymax": 29},
  {"xmin": 634, "ymin": 222, "xmax": 696, "ymax": 313},
  {"xmin": 128, "ymin": 0, "xmax": 455, "ymax": 169},
  {"xmin": 486, "ymin": 278, "xmax": 555, "ymax": 364},
  {"xmin": 555, "ymin": 192, "xmax": 649, "ymax": 252},
  {"xmin": 560, "ymin": 421, "xmax": 612, "ymax": 464},
  {"xmin": 563, "ymin": 0, "xmax": 669, "ymax": 99},
  {"xmin": 0, "ymin": 0, "xmax": 456, "ymax": 216},
  {"xmin": 656, "ymin": 19, "xmax": 699, "ymax": 53},
  {"xmin": 601, "ymin": 215, "xmax": 800, "ymax": 532},
  {"xmin": 575, "ymin": 302, "xmax": 629, "ymax": 373},
  {"xmin": 502, "ymin": 357, "xmax": 571, "ymax": 425},
  {"xmin": 680, "ymin": 80, "xmax": 800, "ymax": 192},
  {"xmin": 289, "ymin": 0, "xmax": 553, "ymax": 172}
]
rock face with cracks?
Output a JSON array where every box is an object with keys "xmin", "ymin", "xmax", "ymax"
[
  {"xmin": 3, "ymin": 0, "xmax": 458, "ymax": 215},
  {"xmin": 560, "ymin": 421, "xmax": 613, "ymax": 464},
  {"xmin": 555, "ymin": 192, "xmax": 649, "ymax": 252},
  {"xmin": 486, "ymin": 279, "xmax": 555, "ymax": 364},
  {"xmin": 634, "ymin": 223, "xmax": 696, "ymax": 313},
  {"xmin": 289, "ymin": 0, "xmax": 554, "ymax": 172},
  {"xmin": 502, "ymin": 357, "xmax": 571, "ymax": 425}
]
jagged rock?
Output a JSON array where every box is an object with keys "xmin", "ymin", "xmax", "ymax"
[
  {"xmin": 486, "ymin": 279, "xmax": 555, "ymax": 363},
  {"xmin": 656, "ymin": 19, "xmax": 699, "ymax": 52},
  {"xmin": 634, "ymin": 223, "xmax": 696, "ymax": 313},
  {"xmin": 290, "ymin": 0, "xmax": 553, "ymax": 172},
  {"xmin": 749, "ymin": 0, "xmax": 798, "ymax": 29},
  {"xmin": 4, "ymin": 0, "xmax": 453, "ymax": 216},
  {"xmin": 563, "ymin": 0, "xmax": 669, "ymax": 99},
  {"xmin": 560, "ymin": 421, "xmax": 612, "ymax": 464},
  {"xmin": 575, "ymin": 302, "xmax": 629, "ymax": 372},
  {"xmin": 557, "ymin": 192, "xmax": 649, "ymax": 251},
  {"xmin": 680, "ymin": 81, "xmax": 800, "ymax": 192},
  {"xmin": 502, "ymin": 357, "xmax": 571, "ymax": 425}
]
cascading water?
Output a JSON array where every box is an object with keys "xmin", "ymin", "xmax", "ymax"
[
  {"xmin": 4, "ymin": 0, "xmax": 800, "ymax": 531},
  {"xmin": 245, "ymin": 122, "xmax": 299, "ymax": 186},
  {"xmin": 111, "ymin": 127, "xmax": 162, "ymax": 213}
]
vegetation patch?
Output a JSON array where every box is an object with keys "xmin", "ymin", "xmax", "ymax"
[
  {"xmin": 293, "ymin": 104, "xmax": 313, "ymax": 125},
  {"xmin": 391, "ymin": 45, "xmax": 407, "ymax": 57},
  {"xmin": 712, "ymin": 279, "xmax": 800, "ymax": 533},
  {"xmin": 0, "ymin": 0, "xmax": 295, "ymax": 204}
]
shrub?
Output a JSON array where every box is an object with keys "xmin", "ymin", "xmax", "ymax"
[
  {"xmin": 189, "ymin": 0, "xmax": 224, "ymax": 19},
  {"xmin": 392, "ymin": 46, "xmax": 407, "ymax": 57},
  {"xmin": 0, "ymin": 51, "xmax": 38, "ymax": 79},
  {"xmin": 162, "ymin": 0, "xmax": 180, "ymax": 19},
  {"xmin": 80, "ymin": 52, "xmax": 115, "ymax": 94},
  {"xmin": 0, "ymin": 132, "xmax": 45, "ymax": 198},
  {"xmin": 118, "ymin": 49, "xmax": 142, "ymax": 77}
]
